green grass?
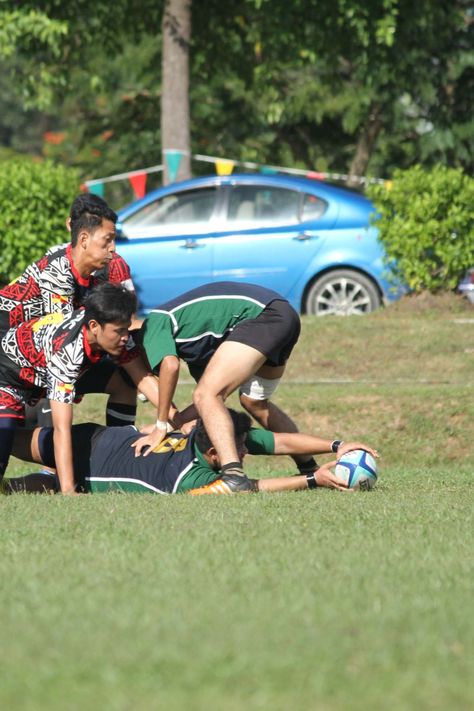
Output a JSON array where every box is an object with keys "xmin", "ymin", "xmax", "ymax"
[{"xmin": 1, "ymin": 298, "xmax": 473, "ymax": 710}]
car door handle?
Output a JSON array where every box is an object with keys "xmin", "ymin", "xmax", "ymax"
[
  {"xmin": 180, "ymin": 240, "xmax": 205, "ymax": 249},
  {"xmin": 293, "ymin": 232, "xmax": 318, "ymax": 241}
]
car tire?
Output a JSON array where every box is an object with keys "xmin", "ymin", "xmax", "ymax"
[{"xmin": 305, "ymin": 269, "xmax": 381, "ymax": 316}]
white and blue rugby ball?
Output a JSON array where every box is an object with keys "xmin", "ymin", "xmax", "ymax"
[{"xmin": 335, "ymin": 449, "xmax": 377, "ymax": 490}]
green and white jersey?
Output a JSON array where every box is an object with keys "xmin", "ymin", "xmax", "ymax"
[{"xmin": 142, "ymin": 281, "xmax": 282, "ymax": 371}]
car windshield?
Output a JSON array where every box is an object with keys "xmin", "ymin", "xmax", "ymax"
[{"xmin": 123, "ymin": 187, "xmax": 218, "ymax": 227}]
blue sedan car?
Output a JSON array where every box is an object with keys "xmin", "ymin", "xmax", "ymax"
[{"xmin": 116, "ymin": 173, "xmax": 399, "ymax": 315}]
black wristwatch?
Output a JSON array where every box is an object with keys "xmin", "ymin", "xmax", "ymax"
[{"xmin": 331, "ymin": 440, "xmax": 344, "ymax": 453}]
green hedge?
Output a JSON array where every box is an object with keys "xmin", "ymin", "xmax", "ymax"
[
  {"xmin": 0, "ymin": 160, "xmax": 79, "ymax": 284},
  {"xmin": 368, "ymin": 165, "xmax": 474, "ymax": 292}
]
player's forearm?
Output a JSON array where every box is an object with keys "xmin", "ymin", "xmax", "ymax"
[
  {"xmin": 257, "ymin": 475, "xmax": 309, "ymax": 493},
  {"xmin": 53, "ymin": 427, "xmax": 76, "ymax": 494},
  {"xmin": 272, "ymin": 432, "xmax": 333, "ymax": 456},
  {"xmin": 156, "ymin": 356, "xmax": 180, "ymax": 423},
  {"xmin": 173, "ymin": 402, "xmax": 199, "ymax": 428}
]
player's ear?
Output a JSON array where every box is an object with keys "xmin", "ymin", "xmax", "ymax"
[
  {"xmin": 79, "ymin": 229, "xmax": 90, "ymax": 249},
  {"xmin": 206, "ymin": 447, "xmax": 219, "ymax": 467},
  {"xmin": 87, "ymin": 318, "xmax": 100, "ymax": 337},
  {"xmin": 65, "ymin": 216, "xmax": 72, "ymax": 232}
]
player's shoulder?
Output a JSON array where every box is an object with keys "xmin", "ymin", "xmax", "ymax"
[{"xmin": 39, "ymin": 243, "xmax": 70, "ymax": 269}]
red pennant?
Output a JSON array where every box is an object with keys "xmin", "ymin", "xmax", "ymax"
[
  {"xmin": 307, "ymin": 171, "xmax": 325, "ymax": 180},
  {"xmin": 129, "ymin": 172, "xmax": 147, "ymax": 199}
]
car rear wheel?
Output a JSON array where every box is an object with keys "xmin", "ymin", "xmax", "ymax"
[{"xmin": 305, "ymin": 269, "xmax": 381, "ymax": 316}]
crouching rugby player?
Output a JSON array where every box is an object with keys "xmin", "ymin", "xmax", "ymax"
[
  {"xmin": 6, "ymin": 409, "xmax": 377, "ymax": 495},
  {"xmin": 0, "ymin": 283, "xmax": 159, "ymax": 495},
  {"xmin": 134, "ymin": 281, "xmax": 321, "ymax": 482}
]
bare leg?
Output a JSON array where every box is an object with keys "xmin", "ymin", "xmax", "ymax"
[
  {"xmin": 193, "ymin": 342, "xmax": 267, "ymax": 468},
  {"xmin": 104, "ymin": 370, "xmax": 137, "ymax": 426}
]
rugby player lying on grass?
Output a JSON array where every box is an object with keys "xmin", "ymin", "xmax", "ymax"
[{"xmin": 5, "ymin": 409, "xmax": 377, "ymax": 495}]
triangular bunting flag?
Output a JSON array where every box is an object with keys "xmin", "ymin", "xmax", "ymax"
[
  {"xmin": 164, "ymin": 150, "xmax": 183, "ymax": 183},
  {"xmin": 260, "ymin": 166, "xmax": 278, "ymax": 175},
  {"xmin": 307, "ymin": 171, "xmax": 325, "ymax": 180},
  {"xmin": 129, "ymin": 172, "xmax": 147, "ymax": 199},
  {"xmin": 215, "ymin": 159, "xmax": 235, "ymax": 176},
  {"xmin": 89, "ymin": 182, "xmax": 105, "ymax": 197}
]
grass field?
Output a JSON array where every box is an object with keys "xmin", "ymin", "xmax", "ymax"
[{"xmin": 1, "ymin": 295, "xmax": 473, "ymax": 710}]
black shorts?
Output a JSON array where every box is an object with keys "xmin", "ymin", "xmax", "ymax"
[
  {"xmin": 38, "ymin": 422, "xmax": 105, "ymax": 492},
  {"xmin": 226, "ymin": 299, "xmax": 300, "ymax": 367}
]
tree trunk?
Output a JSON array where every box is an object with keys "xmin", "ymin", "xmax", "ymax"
[
  {"xmin": 347, "ymin": 103, "xmax": 382, "ymax": 187},
  {"xmin": 161, "ymin": 0, "xmax": 191, "ymax": 184}
]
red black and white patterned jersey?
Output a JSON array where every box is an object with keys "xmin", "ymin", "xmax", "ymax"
[
  {"xmin": 0, "ymin": 243, "xmax": 135, "ymax": 331},
  {"xmin": 0, "ymin": 308, "xmax": 140, "ymax": 404}
]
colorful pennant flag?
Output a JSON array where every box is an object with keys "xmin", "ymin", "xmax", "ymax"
[
  {"xmin": 89, "ymin": 182, "xmax": 105, "ymax": 197},
  {"xmin": 307, "ymin": 171, "xmax": 325, "ymax": 180},
  {"xmin": 260, "ymin": 166, "xmax": 278, "ymax": 175},
  {"xmin": 129, "ymin": 172, "xmax": 147, "ymax": 199},
  {"xmin": 164, "ymin": 150, "xmax": 183, "ymax": 183},
  {"xmin": 215, "ymin": 159, "xmax": 235, "ymax": 176}
]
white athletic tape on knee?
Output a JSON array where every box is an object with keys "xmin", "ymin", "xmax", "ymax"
[{"xmin": 239, "ymin": 375, "xmax": 280, "ymax": 400}]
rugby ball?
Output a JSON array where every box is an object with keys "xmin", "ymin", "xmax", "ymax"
[{"xmin": 335, "ymin": 449, "xmax": 377, "ymax": 490}]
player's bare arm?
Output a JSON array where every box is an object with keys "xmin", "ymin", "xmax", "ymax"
[
  {"xmin": 50, "ymin": 400, "xmax": 77, "ymax": 495},
  {"xmin": 132, "ymin": 355, "xmax": 181, "ymax": 456},
  {"xmin": 272, "ymin": 433, "xmax": 378, "ymax": 460}
]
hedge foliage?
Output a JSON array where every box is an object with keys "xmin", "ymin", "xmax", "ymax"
[
  {"xmin": 368, "ymin": 165, "xmax": 474, "ymax": 292},
  {"xmin": 0, "ymin": 159, "xmax": 79, "ymax": 283}
]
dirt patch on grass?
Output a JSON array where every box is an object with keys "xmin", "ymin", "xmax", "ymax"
[{"xmin": 382, "ymin": 291, "xmax": 472, "ymax": 316}]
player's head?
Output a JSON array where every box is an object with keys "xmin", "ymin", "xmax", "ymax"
[
  {"xmin": 68, "ymin": 193, "xmax": 117, "ymax": 232},
  {"xmin": 195, "ymin": 409, "xmax": 252, "ymax": 467},
  {"xmin": 69, "ymin": 194, "xmax": 117, "ymax": 269},
  {"xmin": 84, "ymin": 283, "xmax": 137, "ymax": 356}
]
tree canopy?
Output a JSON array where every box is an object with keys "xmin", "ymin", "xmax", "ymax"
[{"xmin": 0, "ymin": 0, "xmax": 472, "ymax": 192}]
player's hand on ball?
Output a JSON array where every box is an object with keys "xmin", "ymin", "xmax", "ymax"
[
  {"xmin": 336, "ymin": 441, "xmax": 379, "ymax": 461},
  {"xmin": 132, "ymin": 427, "xmax": 167, "ymax": 457},
  {"xmin": 315, "ymin": 461, "xmax": 350, "ymax": 491}
]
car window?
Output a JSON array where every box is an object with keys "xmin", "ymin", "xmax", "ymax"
[
  {"xmin": 301, "ymin": 193, "xmax": 327, "ymax": 221},
  {"xmin": 227, "ymin": 186, "xmax": 301, "ymax": 224},
  {"xmin": 122, "ymin": 187, "xmax": 218, "ymax": 227},
  {"xmin": 227, "ymin": 186, "xmax": 328, "ymax": 224}
]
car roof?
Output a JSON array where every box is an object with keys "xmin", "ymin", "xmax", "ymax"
[{"xmin": 118, "ymin": 172, "xmax": 372, "ymax": 218}]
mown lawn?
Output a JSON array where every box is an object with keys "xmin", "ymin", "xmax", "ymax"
[{"xmin": 1, "ymin": 297, "xmax": 473, "ymax": 710}]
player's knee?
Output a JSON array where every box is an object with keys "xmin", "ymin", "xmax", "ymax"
[{"xmin": 192, "ymin": 386, "xmax": 204, "ymax": 411}]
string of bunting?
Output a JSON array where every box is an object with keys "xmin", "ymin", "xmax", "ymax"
[{"xmin": 84, "ymin": 151, "xmax": 390, "ymax": 198}]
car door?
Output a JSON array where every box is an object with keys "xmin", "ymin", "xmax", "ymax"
[
  {"xmin": 116, "ymin": 186, "xmax": 220, "ymax": 312},
  {"xmin": 212, "ymin": 184, "xmax": 337, "ymax": 298}
]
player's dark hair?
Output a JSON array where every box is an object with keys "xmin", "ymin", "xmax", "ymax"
[
  {"xmin": 194, "ymin": 409, "xmax": 252, "ymax": 453},
  {"xmin": 84, "ymin": 283, "xmax": 137, "ymax": 326},
  {"xmin": 70, "ymin": 193, "xmax": 117, "ymax": 246}
]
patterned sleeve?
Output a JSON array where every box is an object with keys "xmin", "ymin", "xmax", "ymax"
[
  {"xmin": 142, "ymin": 312, "xmax": 178, "ymax": 372},
  {"xmin": 46, "ymin": 358, "xmax": 80, "ymax": 404},
  {"xmin": 45, "ymin": 321, "xmax": 84, "ymax": 403},
  {"xmin": 108, "ymin": 254, "xmax": 135, "ymax": 292},
  {"xmin": 39, "ymin": 255, "xmax": 76, "ymax": 318},
  {"xmin": 116, "ymin": 334, "xmax": 141, "ymax": 365}
]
